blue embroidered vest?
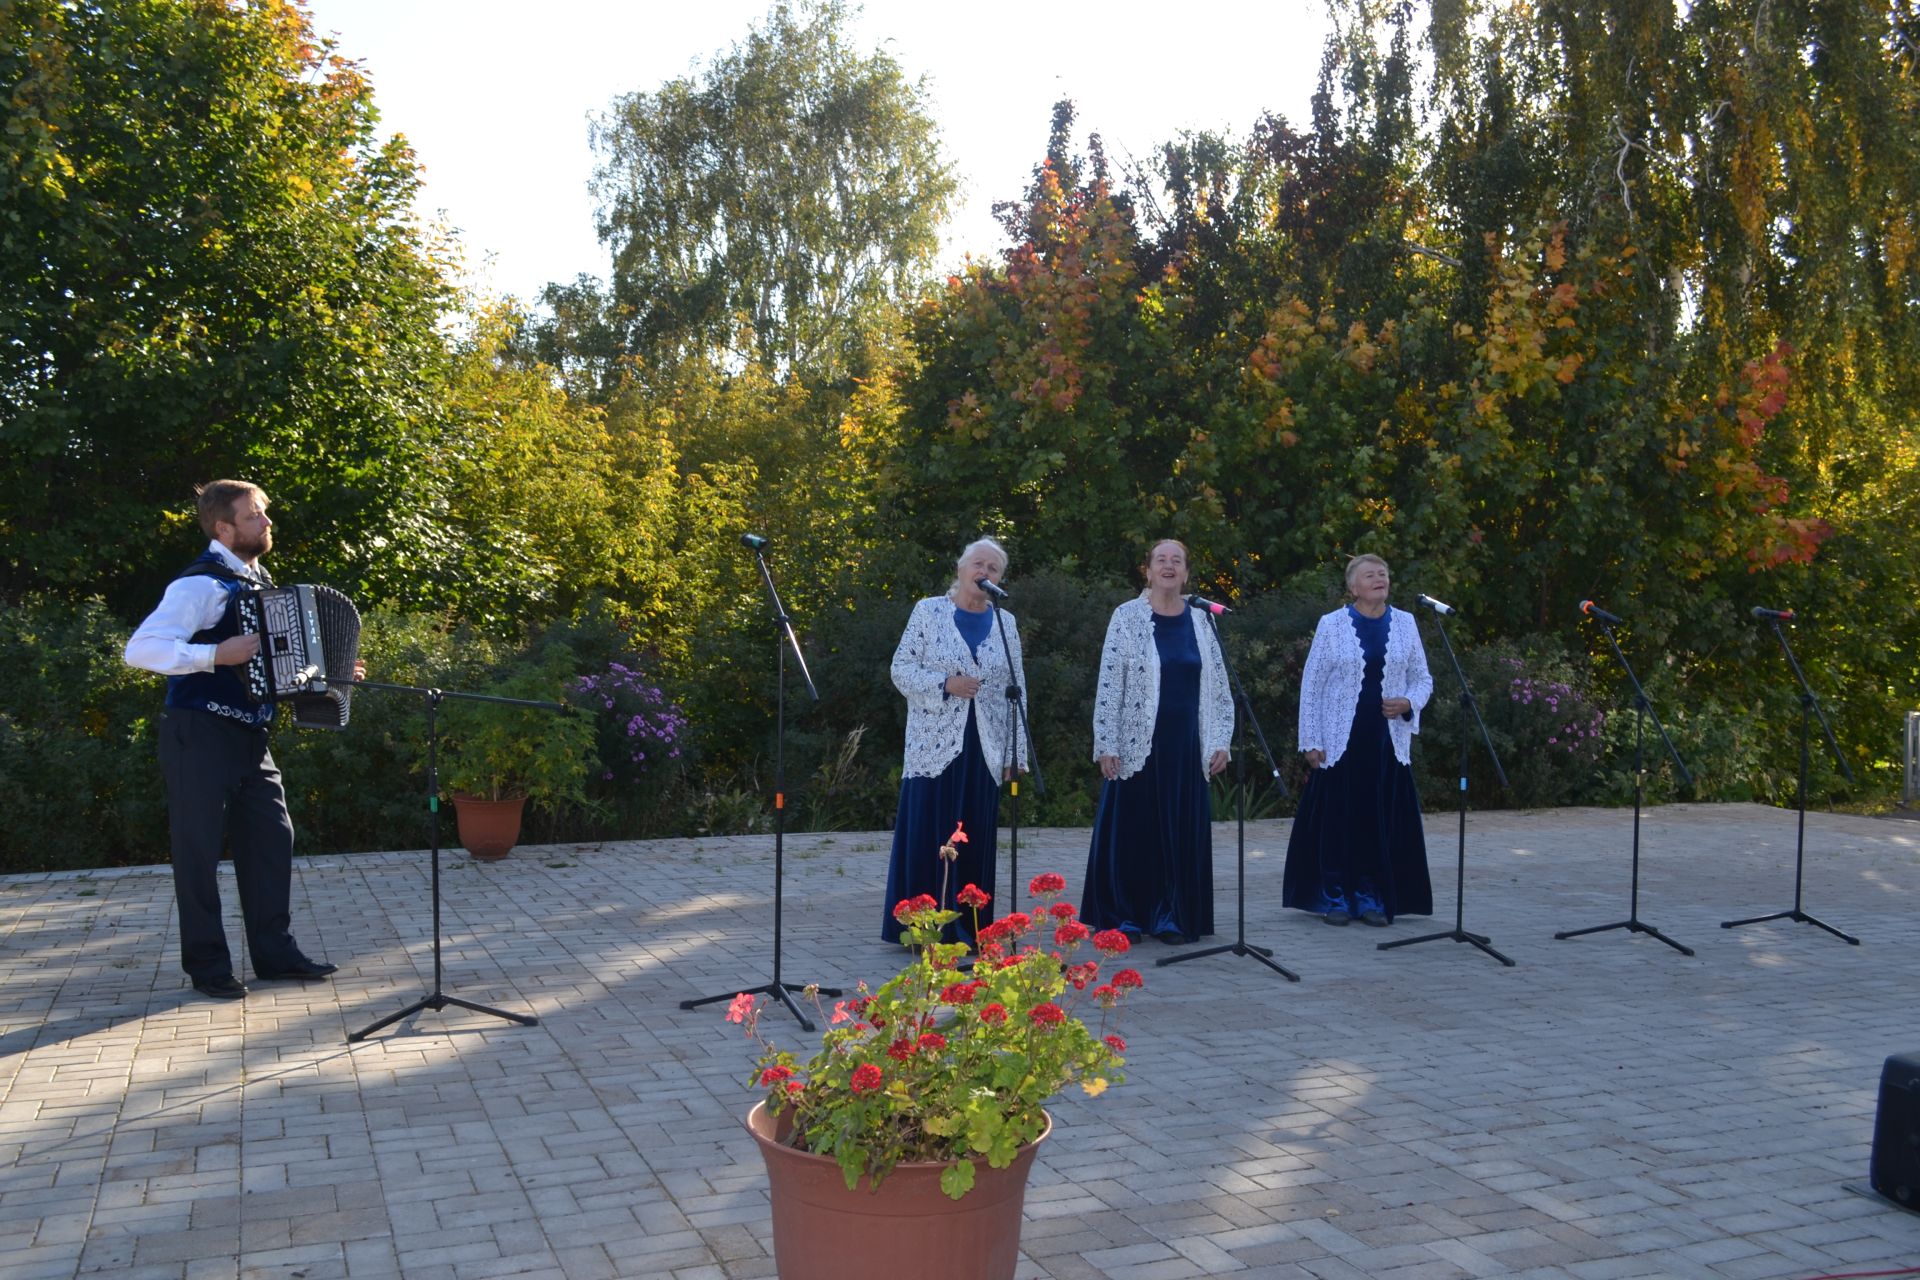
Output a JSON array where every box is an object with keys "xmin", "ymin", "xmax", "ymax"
[{"xmin": 163, "ymin": 550, "xmax": 276, "ymax": 728}]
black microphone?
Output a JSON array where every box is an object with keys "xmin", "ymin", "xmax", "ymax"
[
  {"xmin": 740, "ymin": 533, "xmax": 769, "ymax": 551},
  {"xmin": 1579, "ymin": 599, "xmax": 1624, "ymax": 625},
  {"xmin": 975, "ymin": 577, "xmax": 1009, "ymax": 600},
  {"xmin": 1750, "ymin": 606, "xmax": 1795, "ymax": 622},
  {"xmin": 1186, "ymin": 594, "xmax": 1232, "ymax": 616},
  {"xmin": 1416, "ymin": 594, "xmax": 1458, "ymax": 616}
]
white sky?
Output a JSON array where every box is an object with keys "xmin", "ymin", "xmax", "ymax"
[{"xmin": 301, "ymin": 1, "xmax": 1333, "ymax": 304}]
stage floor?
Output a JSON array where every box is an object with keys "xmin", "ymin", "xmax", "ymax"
[{"xmin": 2, "ymin": 803, "xmax": 1917, "ymax": 1279}]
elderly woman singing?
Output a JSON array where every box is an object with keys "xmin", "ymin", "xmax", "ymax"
[
  {"xmin": 881, "ymin": 537, "xmax": 1029, "ymax": 945},
  {"xmin": 1080, "ymin": 539, "xmax": 1233, "ymax": 945},
  {"xmin": 1282, "ymin": 553, "xmax": 1434, "ymax": 926}
]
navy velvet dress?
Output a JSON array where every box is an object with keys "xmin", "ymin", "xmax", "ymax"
[
  {"xmin": 1282, "ymin": 606, "xmax": 1431, "ymax": 919},
  {"xmin": 881, "ymin": 604, "xmax": 1001, "ymax": 946},
  {"xmin": 1080, "ymin": 610, "xmax": 1214, "ymax": 942}
]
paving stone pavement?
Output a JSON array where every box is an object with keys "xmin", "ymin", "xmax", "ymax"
[{"xmin": 1, "ymin": 803, "xmax": 1917, "ymax": 1280}]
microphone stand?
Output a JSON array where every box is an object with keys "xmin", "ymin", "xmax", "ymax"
[
  {"xmin": 1158, "ymin": 607, "xmax": 1298, "ymax": 982},
  {"xmin": 1555, "ymin": 615, "xmax": 1695, "ymax": 956},
  {"xmin": 348, "ymin": 679, "xmax": 558, "ymax": 1042},
  {"xmin": 1379, "ymin": 610, "xmax": 1515, "ymax": 966},
  {"xmin": 984, "ymin": 592, "xmax": 1044, "ymax": 914},
  {"xmin": 681, "ymin": 546, "xmax": 841, "ymax": 1031},
  {"xmin": 1721, "ymin": 616, "xmax": 1859, "ymax": 944}
]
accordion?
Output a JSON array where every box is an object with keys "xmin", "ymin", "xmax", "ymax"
[{"xmin": 232, "ymin": 585, "xmax": 362, "ymax": 730}]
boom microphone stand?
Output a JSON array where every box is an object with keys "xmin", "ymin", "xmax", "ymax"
[
  {"xmin": 1380, "ymin": 597, "xmax": 1515, "ymax": 966},
  {"xmin": 681, "ymin": 536, "xmax": 841, "ymax": 1031},
  {"xmin": 981, "ymin": 580, "xmax": 1044, "ymax": 913},
  {"xmin": 1721, "ymin": 609, "xmax": 1860, "ymax": 944},
  {"xmin": 348, "ymin": 680, "xmax": 559, "ymax": 1042},
  {"xmin": 1159, "ymin": 599, "xmax": 1298, "ymax": 982},
  {"xmin": 1555, "ymin": 601, "xmax": 1695, "ymax": 956}
]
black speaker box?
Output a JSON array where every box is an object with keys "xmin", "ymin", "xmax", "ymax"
[{"xmin": 1871, "ymin": 1051, "xmax": 1920, "ymax": 1211}]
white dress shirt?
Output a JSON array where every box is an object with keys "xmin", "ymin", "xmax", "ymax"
[{"xmin": 124, "ymin": 541, "xmax": 264, "ymax": 676}]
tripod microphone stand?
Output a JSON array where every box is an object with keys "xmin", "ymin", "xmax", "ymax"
[
  {"xmin": 1722, "ymin": 611, "xmax": 1859, "ymax": 944},
  {"xmin": 681, "ymin": 537, "xmax": 841, "ymax": 1031},
  {"xmin": 1159, "ymin": 602, "xmax": 1298, "ymax": 982},
  {"xmin": 984, "ymin": 587, "xmax": 1044, "ymax": 913},
  {"xmin": 1380, "ymin": 603, "xmax": 1515, "ymax": 966},
  {"xmin": 1555, "ymin": 604, "xmax": 1695, "ymax": 956},
  {"xmin": 348, "ymin": 679, "xmax": 559, "ymax": 1042}
]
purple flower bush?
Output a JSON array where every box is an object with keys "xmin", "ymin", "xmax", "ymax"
[
  {"xmin": 575, "ymin": 661, "xmax": 688, "ymax": 799},
  {"xmin": 1413, "ymin": 643, "xmax": 1608, "ymax": 809}
]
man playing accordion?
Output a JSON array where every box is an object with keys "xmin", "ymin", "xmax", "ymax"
[{"xmin": 124, "ymin": 480, "xmax": 354, "ymax": 1000}]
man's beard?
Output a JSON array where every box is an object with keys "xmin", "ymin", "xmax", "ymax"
[{"xmin": 231, "ymin": 530, "xmax": 272, "ymax": 561}]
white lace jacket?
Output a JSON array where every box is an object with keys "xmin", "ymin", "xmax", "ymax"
[
  {"xmin": 1297, "ymin": 605, "xmax": 1433, "ymax": 768},
  {"xmin": 1091, "ymin": 595, "xmax": 1233, "ymax": 781},
  {"xmin": 892, "ymin": 597, "xmax": 1031, "ymax": 780}
]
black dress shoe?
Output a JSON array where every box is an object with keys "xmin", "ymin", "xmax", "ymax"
[
  {"xmin": 192, "ymin": 975, "xmax": 248, "ymax": 1000},
  {"xmin": 254, "ymin": 957, "xmax": 338, "ymax": 981},
  {"xmin": 1322, "ymin": 909, "xmax": 1352, "ymax": 926},
  {"xmin": 1359, "ymin": 909, "xmax": 1389, "ymax": 927},
  {"xmin": 1153, "ymin": 929, "xmax": 1190, "ymax": 946}
]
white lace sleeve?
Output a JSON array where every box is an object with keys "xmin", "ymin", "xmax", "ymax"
[
  {"xmin": 1297, "ymin": 614, "xmax": 1334, "ymax": 753},
  {"xmin": 891, "ymin": 599, "xmax": 949, "ymax": 710},
  {"xmin": 1005, "ymin": 612, "xmax": 1031, "ymax": 771},
  {"xmin": 1403, "ymin": 611, "xmax": 1432, "ymax": 733},
  {"xmin": 1090, "ymin": 605, "xmax": 1128, "ymax": 761},
  {"xmin": 1198, "ymin": 610, "xmax": 1234, "ymax": 758}
]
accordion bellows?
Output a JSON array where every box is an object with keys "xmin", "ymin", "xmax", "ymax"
[{"xmin": 233, "ymin": 585, "xmax": 362, "ymax": 729}]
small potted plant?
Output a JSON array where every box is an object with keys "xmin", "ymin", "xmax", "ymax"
[
  {"xmin": 723, "ymin": 828, "xmax": 1142, "ymax": 1280},
  {"xmin": 439, "ymin": 653, "xmax": 597, "ymax": 860}
]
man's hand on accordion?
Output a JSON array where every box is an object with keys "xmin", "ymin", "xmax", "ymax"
[{"xmin": 213, "ymin": 633, "xmax": 261, "ymax": 667}]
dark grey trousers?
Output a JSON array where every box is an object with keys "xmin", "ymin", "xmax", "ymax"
[{"xmin": 156, "ymin": 708, "xmax": 301, "ymax": 980}]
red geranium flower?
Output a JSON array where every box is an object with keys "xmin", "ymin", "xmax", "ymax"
[
  {"xmin": 1028, "ymin": 1002, "xmax": 1065, "ymax": 1027},
  {"xmin": 917, "ymin": 1032, "xmax": 947, "ymax": 1051},
  {"xmin": 759, "ymin": 1065, "xmax": 794, "ymax": 1086},
  {"xmin": 1104, "ymin": 1034, "xmax": 1127, "ymax": 1054},
  {"xmin": 726, "ymin": 992, "xmax": 756, "ymax": 1023},
  {"xmin": 1028, "ymin": 872, "xmax": 1067, "ymax": 895},
  {"xmin": 957, "ymin": 883, "xmax": 990, "ymax": 909},
  {"xmin": 1092, "ymin": 929, "xmax": 1131, "ymax": 954},
  {"xmin": 1093, "ymin": 983, "xmax": 1119, "ymax": 1007},
  {"xmin": 947, "ymin": 823, "xmax": 968, "ymax": 845},
  {"xmin": 1054, "ymin": 921, "xmax": 1091, "ymax": 946},
  {"xmin": 850, "ymin": 1063, "xmax": 883, "ymax": 1093},
  {"xmin": 785, "ymin": 1079, "xmax": 804, "ymax": 1095},
  {"xmin": 940, "ymin": 980, "xmax": 979, "ymax": 1005},
  {"xmin": 979, "ymin": 1003, "xmax": 1008, "ymax": 1024},
  {"xmin": 892, "ymin": 893, "xmax": 940, "ymax": 922},
  {"xmin": 887, "ymin": 1039, "xmax": 915, "ymax": 1061},
  {"xmin": 1065, "ymin": 961, "xmax": 1099, "ymax": 990},
  {"xmin": 1002, "ymin": 911, "xmax": 1032, "ymax": 934},
  {"xmin": 1048, "ymin": 901, "xmax": 1076, "ymax": 919},
  {"xmin": 1112, "ymin": 968, "xmax": 1144, "ymax": 990}
]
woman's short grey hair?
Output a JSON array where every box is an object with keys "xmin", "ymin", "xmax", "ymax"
[
  {"xmin": 947, "ymin": 537, "xmax": 1009, "ymax": 598},
  {"xmin": 1344, "ymin": 552, "xmax": 1390, "ymax": 591}
]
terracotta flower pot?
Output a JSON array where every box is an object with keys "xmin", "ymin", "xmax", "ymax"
[
  {"xmin": 745, "ymin": 1101, "xmax": 1049, "ymax": 1280},
  {"xmin": 450, "ymin": 793, "xmax": 526, "ymax": 861}
]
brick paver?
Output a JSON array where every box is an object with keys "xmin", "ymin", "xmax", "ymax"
[{"xmin": 1, "ymin": 804, "xmax": 1917, "ymax": 1278}]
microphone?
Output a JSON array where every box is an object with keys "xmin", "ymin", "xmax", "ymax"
[
  {"xmin": 1416, "ymin": 594, "xmax": 1458, "ymax": 616},
  {"xmin": 291, "ymin": 664, "xmax": 322, "ymax": 690},
  {"xmin": 1750, "ymin": 606, "xmax": 1795, "ymax": 622},
  {"xmin": 975, "ymin": 577, "xmax": 1009, "ymax": 600},
  {"xmin": 1579, "ymin": 600, "xmax": 1624, "ymax": 625},
  {"xmin": 740, "ymin": 533, "xmax": 769, "ymax": 551},
  {"xmin": 1186, "ymin": 594, "xmax": 1233, "ymax": 616}
]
